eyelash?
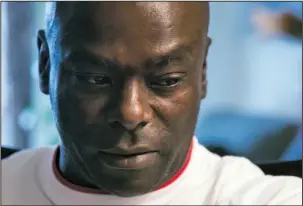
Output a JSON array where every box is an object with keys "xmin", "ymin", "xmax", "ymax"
[
  {"xmin": 148, "ymin": 77, "xmax": 183, "ymax": 89},
  {"xmin": 75, "ymin": 75, "xmax": 182, "ymax": 88},
  {"xmin": 74, "ymin": 73, "xmax": 113, "ymax": 88}
]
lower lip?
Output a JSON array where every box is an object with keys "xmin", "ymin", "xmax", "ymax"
[{"xmin": 99, "ymin": 152, "xmax": 157, "ymax": 169}]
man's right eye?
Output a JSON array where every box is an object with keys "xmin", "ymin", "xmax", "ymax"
[{"xmin": 75, "ymin": 74, "xmax": 113, "ymax": 88}]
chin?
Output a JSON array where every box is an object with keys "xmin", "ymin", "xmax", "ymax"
[{"xmin": 88, "ymin": 163, "xmax": 163, "ymax": 196}]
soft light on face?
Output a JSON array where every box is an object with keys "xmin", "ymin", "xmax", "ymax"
[
  {"xmin": 136, "ymin": 2, "xmax": 177, "ymax": 26},
  {"xmin": 40, "ymin": 2, "xmax": 210, "ymax": 197}
]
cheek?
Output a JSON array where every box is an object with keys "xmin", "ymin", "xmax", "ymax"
[
  {"xmin": 157, "ymin": 86, "xmax": 201, "ymax": 133},
  {"xmin": 58, "ymin": 91, "xmax": 109, "ymax": 127},
  {"xmin": 51, "ymin": 73, "xmax": 105, "ymax": 130},
  {"xmin": 152, "ymin": 87, "xmax": 200, "ymax": 158}
]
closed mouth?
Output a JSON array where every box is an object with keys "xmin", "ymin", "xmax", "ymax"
[
  {"xmin": 98, "ymin": 150, "xmax": 158, "ymax": 169},
  {"xmin": 100, "ymin": 151, "xmax": 156, "ymax": 158}
]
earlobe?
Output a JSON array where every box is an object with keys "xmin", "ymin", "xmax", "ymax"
[
  {"xmin": 201, "ymin": 37, "xmax": 211, "ymax": 100},
  {"xmin": 37, "ymin": 30, "xmax": 50, "ymax": 95}
]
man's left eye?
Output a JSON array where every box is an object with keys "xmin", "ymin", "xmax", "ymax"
[{"xmin": 149, "ymin": 78, "xmax": 181, "ymax": 88}]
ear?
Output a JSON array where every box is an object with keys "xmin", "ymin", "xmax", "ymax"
[
  {"xmin": 37, "ymin": 30, "xmax": 50, "ymax": 95},
  {"xmin": 201, "ymin": 37, "xmax": 211, "ymax": 100}
]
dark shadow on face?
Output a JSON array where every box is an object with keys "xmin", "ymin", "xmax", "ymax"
[{"xmin": 38, "ymin": 2, "xmax": 210, "ymax": 197}]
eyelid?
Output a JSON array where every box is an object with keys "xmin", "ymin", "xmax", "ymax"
[
  {"xmin": 148, "ymin": 74, "xmax": 185, "ymax": 88},
  {"xmin": 75, "ymin": 72, "xmax": 113, "ymax": 86},
  {"xmin": 152, "ymin": 72, "xmax": 187, "ymax": 79},
  {"xmin": 73, "ymin": 72, "xmax": 113, "ymax": 84}
]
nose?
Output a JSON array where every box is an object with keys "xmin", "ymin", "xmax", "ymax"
[{"xmin": 108, "ymin": 79, "xmax": 152, "ymax": 131}]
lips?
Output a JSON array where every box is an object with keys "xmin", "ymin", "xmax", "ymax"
[
  {"xmin": 98, "ymin": 150, "xmax": 158, "ymax": 169},
  {"xmin": 101, "ymin": 151, "xmax": 154, "ymax": 157}
]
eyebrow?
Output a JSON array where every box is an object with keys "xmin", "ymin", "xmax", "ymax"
[
  {"xmin": 64, "ymin": 44, "xmax": 195, "ymax": 70},
  {"xmin": 144, "ymin": 45, "xmax": 195, "ymax": 68},
  {"xmin": 64, "ymin": 49, "xmax": 117, "ymax": 69}
]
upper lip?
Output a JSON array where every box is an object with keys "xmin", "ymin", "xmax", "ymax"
[{"xmin": 99, "ymin": 147, "xmax": 157, "ymax": 156}]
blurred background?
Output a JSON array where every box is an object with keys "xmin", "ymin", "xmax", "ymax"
[{"xmin": 1, "ymin": 2, "xmax": 302, "ymax": 163}]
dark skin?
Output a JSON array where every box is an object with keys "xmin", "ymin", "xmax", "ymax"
[{"xmin": 38, "ymin": 2, "xmax": 210, "ymax": 197}]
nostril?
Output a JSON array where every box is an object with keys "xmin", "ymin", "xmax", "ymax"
[
  {"xmin": 109, "ymin": 121, "xmax": 148, "ymax": 130},
  {"xmin": 138, "ymin": 122, "xmax": 148, "ymax": 128},
  {"xmin": 109, "ymin": 121, "xmax": 122, "ymax": 129}
]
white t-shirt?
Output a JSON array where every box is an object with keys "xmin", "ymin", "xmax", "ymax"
[{"xmin": 2, "ymin": 137, "xmax": 302, "ymax": 205}]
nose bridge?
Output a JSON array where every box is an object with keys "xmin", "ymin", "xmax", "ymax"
[
  {"xmin": 102, "ymin": 42, "xmax": 152, "ymax": 129},
  {"xmin": 112, "ymin": 77, "xmax": 150, "ymax": 130},
  {"xmin": 121, "ymin": 78, "xmax": 143, "ymax": 114}
]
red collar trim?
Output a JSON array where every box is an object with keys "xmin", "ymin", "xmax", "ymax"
[
  {"xmin": 52, "ymin": 141, "xmax": 194, "ymax": 194},
  {"xmin": 52, "ymin": 148, "xmax": 105, "ymax": 194},
  {"xmin": 156, "ymin": 141, "xmax": 193, "ymax": 190}
]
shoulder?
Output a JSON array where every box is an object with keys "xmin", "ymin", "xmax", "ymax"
[
  {"xmin": 215, "ymin": 156, "xmax": 302, "ymax": 205},
  {"xmin": 2, "ymin": 147, "xmax": 55, "ymax": 205},
  {"xmin": 2, "ymin": 147, "xmax": 54, "ymax": 173}
]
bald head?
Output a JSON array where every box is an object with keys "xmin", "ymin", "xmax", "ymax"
[{"xmin": 45, "ymin": 2, "xmax": 209, "ymax": 50}]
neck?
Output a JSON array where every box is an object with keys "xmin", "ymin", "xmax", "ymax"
[{"xmin": 57, "ymin": 146, "xmax": 101, "ymax": 191}]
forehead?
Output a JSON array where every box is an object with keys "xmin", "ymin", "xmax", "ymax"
[{"xmin": 54, "ymin": 2, "xmax": 207, "ymax": 66}]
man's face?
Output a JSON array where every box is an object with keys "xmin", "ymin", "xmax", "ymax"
[{"xmin": 38, "ymin": 2, "xmax": 210, "ymax": 196}]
